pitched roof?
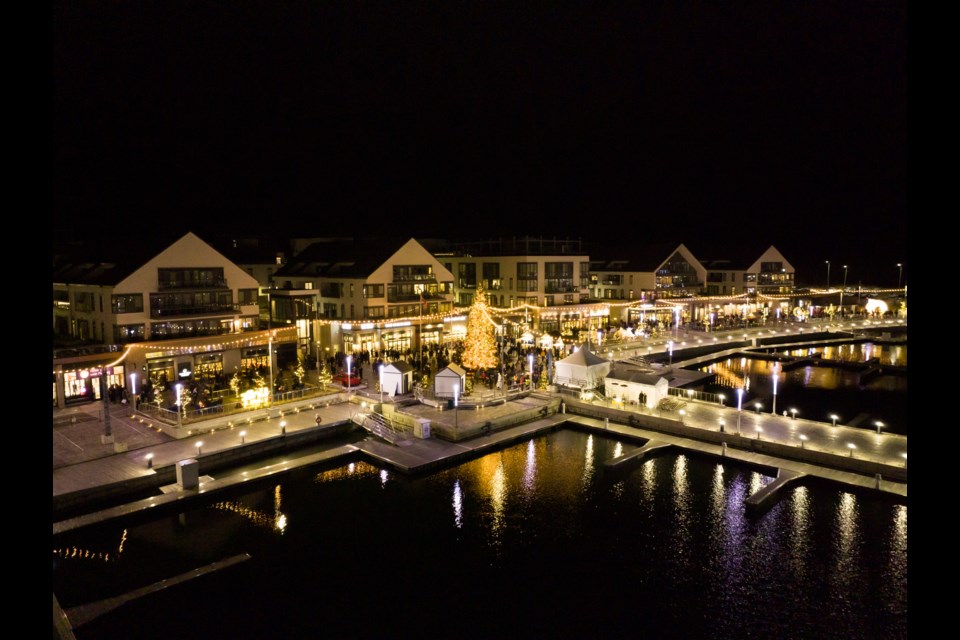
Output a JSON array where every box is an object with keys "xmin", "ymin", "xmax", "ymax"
[
  {"xmin": 606, "ymin": 369, "xmax": 667, "ymax": 385},
  {"xmin": 558, "ymin": 345, "xmax": 609, "ymax": 367},
  {"xmin": 275, "ymin": 237, "xmax": 422, "ymax": 279},
  {"xmin": 585, "ymin": 240, "xmax": 688, "ymax": 272},
  {"xmin": 437, "ymin": 363, "xmax": 466, "ymax": 377},
  {"xmin": 383, "ymin": 361, "xmax": 414, "ymax": 373}
]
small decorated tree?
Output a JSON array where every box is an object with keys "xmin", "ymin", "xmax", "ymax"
[{"xmin": 318, "ymin": 360, "xmax": 332, "ymax": 389}]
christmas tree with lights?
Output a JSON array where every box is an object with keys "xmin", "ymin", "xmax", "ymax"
[{"xmin": 462, "ymin": 283, "xmax": 499, "ymax": 371}]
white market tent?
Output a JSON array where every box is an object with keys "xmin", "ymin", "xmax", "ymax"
[
  {"xmin": 553, "ymin": 345, "xmax": 611, "ymax": 390},
  {"xmin": 435, "ymin": 363, "xmax": 466, "ymax": 398},
  {"xmin": 380, "ymin": 361, "xmax": 414, "ymax": 397},
  {"xmin": 604, "ymin": 369, "xmax": 670, "ymax": 409}
]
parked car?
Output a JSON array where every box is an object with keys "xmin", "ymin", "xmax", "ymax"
[{"xmin": 332, "ymin": 371, "xmax": 362, "ymax": 386}]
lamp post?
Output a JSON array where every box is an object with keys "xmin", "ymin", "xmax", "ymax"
[
  {"xmin": 196, "ymin": 441, "xmax": 203, "ymax": 456},
  {"xmin": 848, "ymin": 443, "xmax": 856, "ymax": 457},
  {"xmin": 668, "ymin": 340, "xmax": 673, "ymax": 366},
  {"xmin": 830, "ymin": 414, "xmax": 839, "ymax": 427},
  {"xmin": 268, "ymin": 336, "xmax": 275, "ymax": 406},
  {"xmin": 280, "ymin": 420, "xmax": 286, "ymax": 435},
  {"xmin": 737, "ymin": 388, "xmax": 743, "ymax": 434},
  {"xmin": 756, "ymin": 426, "xmax": 762, "ymax": 440},
  {"xmin": 754, "ymin": 402, "xmax": 762, "ymax": 415},
  {"xmin": 790, "ymin": 407, "xmax": 797, "ymax": 420},
  {"xmin": 799, "ymin": 434, "xmax": 807, "ymax": 449},
  {"xmin": 875, "ymin": 420, "xmax": 884, "ymax": 435},
  {"xmin": 825, "ymin": 260, "xmax": 830, "ymax": 289},
  {"xmin": 176, "ymin": 383, "xmax": 183, "ymax": 429},
  {"xmin": 718, "ymin": 393, "xmax": 725, "ymax": 407},
  {"xmin": 528, "ymin": 353, "xmax": 534, "ymax": 391},
  {"xmin": 897, "ymin": 263, "xmax": 903, "ymax": 289},
  {"xmin": 379, "ymin": 364, "xmax": 384, "ymax": 405},
  {"xmin": 145, "ymin": 453, "xmax": 154, "ymax": 469},
  {"xmin": 678, "ymin": 409, "xmax": 685, "ymax": 424},
  {"xmin": 840, "ymin": 265, "xmax": 848, "ymax": 312},
  {"xmin": 346, "ymin": 355, "xmax": 353, "ymax": 395},
  {"xmin": 130, "ymin": 372, "xmax": 137, "ymax": 408},
  {"xmin": 240, "ymin": 430, "xmax": 246, "ymax": 444},
  {"xmin": 719, "ymin": 418, "xmax": 725, "ymax": 433},
  {"xmin": 453, "ymin": 382, "xmax": 459, "ymax": 429},
  {"xmin": 771, "ymin": 363, "xmax": 778, "ymax": 416}
]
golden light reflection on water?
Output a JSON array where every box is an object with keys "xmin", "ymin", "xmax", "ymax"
[
  {"xmin": 789, "ymin": 486, "xmax": 810, "ymax": 579},
  {"xmin": 313, "ymin": 460, "xmax": 378, "ymax": 482},
  {"xmin": 830, "ymin": 491, "xmax": 860, "ymax": 592},
  {"xmin": 613, "ymin": 442, "xmax": 623, "ymax": 459},
  {"xmin": 380, "ymin": 469, "xmax": 389, "ymax": 488},
  {"xmin": 640, "ymin": 459, "xmax": 656, "ymax": 503},
  {"xmin": 523, "ymin": 440, "xmax": 537, "ymax": 494},
  {"xmin": 52, "ymin": 529, "xmax": 128, "ymax": 564},
  {"xmin": 582, "ymin": 435, "xmax": 595, "ymax": 489},
  {"xmin": 489, "ymin": 461, "xmax": 507, "ymax": 542},
  {"xmin": 274, "ymin": 485, "xmax": 287, "ymax": 533},
  {"xmin": 452, "ymin": 479, "xmax": 463, "ymax": 529}
]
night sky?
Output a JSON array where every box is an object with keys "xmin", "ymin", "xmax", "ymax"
[{"xmin": 52, "ymin": 1, "xmax": 907, "ymax": 286}]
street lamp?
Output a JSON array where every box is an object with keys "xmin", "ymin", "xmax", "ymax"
[
  {"xmin": 379, "ymin": 364, "xmax": 384, "ymax": 405},
  {"xmin": 754, "ymin": 402, "xmax": 762, "ymax": 415},
  {"xmin": 847, "ymin": 443, "xmax": 856, "ymax": 457},
  {"xmin": 196, "ymin": 441, "xmax": 203, "ymax": 455},
  {"xmin": 736, "ymin": 388, "xmax": 743, "ymax": 434},
  {"xmin": 346, "ymin": 355, "xmax": 353, "ymax": 395},
  {"xmin": 875, "ymin": 420, "xmax": 884, "ymax": 435},
  {"xmin": 771, "ymin": 363, "xmax": 778, "ymax": 416},
  {"xmin": 840, "ymin": 265, "xmax": 848, "ymax": 311},
  {"xmin": 897, "ymin": 263, "xmax": 903, "ymax": 289},
  {"xmin": 528, "ymin": 353, "xmax": 534, "ymax": 391},
  {"xmin": 453, "ymin": 382, "xmax": 460, "ymax": 429},
  {"xmin": 668, "ymin": 340, "xmax": 673, "ymax": 366},
  {"xmin": 176, "ymin": 383, "xmax": 183, "ymax": 429},
  {"xmin": 678, "ymin": 409, "xmax": 685, "ymax": 424},
  {"xmin": 830, "ymin": 414, "xmax": 839, "ymax": 426},
  {"xmin": 799, "ymin": 434, "xmax": 807, "ymax": 449},
  {"xmin": 718, "ymin": 393, "xmax": 725, "ymax": 407},
  {"xmin": 790, "ymin": 407, "xmax": 797, "ymax": 420},
  {"xmin": 130, "ymin": 372, "xmax": 137, "ymax": 408},
  {"xmin": 825, "ymin": 260, "xmax": 830, "ymax": 289}
]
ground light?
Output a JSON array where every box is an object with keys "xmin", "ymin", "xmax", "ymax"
[
  {"xmin": 240, "ymin": 430, "xmax": 246, "ymax": 444},
  {"xmin": 799, "ymin": 434, "xmax": 807, "ymax": 449},
  {"xmin": 848, "ymin": 443, "xmax": 856, "ymax": 457},
  {"xmin": 831, "ymin": 414, "xmax": 839, "ymax": 426},
  {"xmin": 196, "ymin": 441, "xmax": 203, "ymax": 455},
  {"xmin": 145, "ymin": 453, "xmax": 154, "ymax": 469}
]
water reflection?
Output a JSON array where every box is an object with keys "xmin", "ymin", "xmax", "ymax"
[
  {"xmin": 51, "ymin": 432, "xmax": 907, "ymax": 640},
  {"xmin": 788, "ymin": 486, "xmax": 810, "ymax": 580},
  {"xmin": 452, "ymin": 479, "xmax": 463, "ymax": 528}
]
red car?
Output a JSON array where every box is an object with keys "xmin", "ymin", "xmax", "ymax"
[{"xmin": 332, "ymin": 371, "xmax": 362, "ymax": 386}]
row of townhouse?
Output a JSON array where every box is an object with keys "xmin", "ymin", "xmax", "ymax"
[{"xmin": 52, "ymin": 231, "xmax": 796, "ymax": 407}]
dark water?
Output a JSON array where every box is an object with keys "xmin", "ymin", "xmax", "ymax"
[
  {"xmin": 53, "ymin": 430, "xmax": 907, "ymax": 640},
  {"xmin": 698, "ymin": 342, "xmax": 908, "ymax": 435}
]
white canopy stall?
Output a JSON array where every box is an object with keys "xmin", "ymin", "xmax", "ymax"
[{"xmin": 553, "ymin": 345, "xmax": 611, "ymax": 390}]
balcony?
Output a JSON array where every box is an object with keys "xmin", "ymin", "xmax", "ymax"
[
  {"xmin": 157, "ymin": 278, "xmax": 228, "ymax": 291},
  {"xmin": 387, "ymin": 291, "xmax": 447, "ymax": 303},
  {"xmin": 150, "ymin": 302, "xmax": 240, "ymax": 319}
]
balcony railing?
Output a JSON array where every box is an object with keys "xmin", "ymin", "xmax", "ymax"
[
  {"xmin": 158, "ymin": 279, "xmax": 228, "ymax": 291},
  {"xmin": 150, "ymin": 303, "xmax": 240, "ymax": 319}
]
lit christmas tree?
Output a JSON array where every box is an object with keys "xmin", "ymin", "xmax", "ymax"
[{"xmin": 462, "ymin": 283, "xmax": 499, "ymax": 371}]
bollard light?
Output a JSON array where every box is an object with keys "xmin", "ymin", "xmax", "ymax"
[
  {"xmin": 678, "ymin": 409, "xmax": 685, "ymax": 424},
  {"xmin": 719, "ymin": 393, "xmax": 725, "ymax": 407},
  {"xmin": 719, "ymin": 418, "xmax": 725, "ymax": 433},
  {"xmin": 790, "ymin": 408, "xmax": 798, "ymax": 420},
  {"xmin": 799, "ymin": 434, "xmax": 807, "ymax": 449},
  {"xmin": 145, "ymin": 453, "xmax": 154, "ymax": 469},
  {"xmin": 240, "ymin": 430, "xmax": 247, "ymax": 444},
  {"xmin": 281, "ymin": 420, "xmax": 286, "ymax": 435},
  {"xmin": 901, "ymin": 452, "xmax": 907, "ymax": 467},
  {"xmin": 830, "ymin": 414, "xmax": 839, "ymax": 427},
  {"xmin": 196, "ymin": 441, "xmax": 203, "ymax": 455},
  {"xmin": 756, "ymin": 426, "xmax": 762, "ymax": 440},
  {"xmin": 848, "ymin": 443, "xmax": 856, "ymax": 457},
  {"xmin": 875, "ymin": 420, "xmax": 885, "ymax": 435},
  {"xmin": 754, "ymin": 402, "xmax": 762, "ymax": 415}
]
